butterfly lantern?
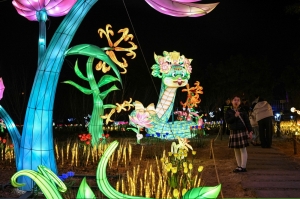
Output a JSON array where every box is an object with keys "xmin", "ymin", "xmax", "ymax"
[{"xmin": 0, "ymin": 78, "xmax": 5, "ymax": 100}]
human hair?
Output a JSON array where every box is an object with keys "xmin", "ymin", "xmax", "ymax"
[
  {"xmin": 258, "ymin": 97, "xmax": 265, "ymax": 102},
  {"xmin": 231, "ymin": 94, "xmax": 241, "ymax": 101},
  {"xmin": 251, "ymin": 103, "xmax": 257, "ymax": 110}
]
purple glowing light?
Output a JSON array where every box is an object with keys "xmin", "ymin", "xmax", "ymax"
[
  {"xmin": 144, "ymin": 0, "xmax": 219, "ymax": 17},
  {"xmin": 0, "ymin": 78, "xmax": 5, "ymax": 100},
  {"xmin": 172, "ymin": 0, "xmax": 202, "ymax": 2},
  {"xmin": 12, "ymin": 0, "xmax": 76, "ymax": 21}
]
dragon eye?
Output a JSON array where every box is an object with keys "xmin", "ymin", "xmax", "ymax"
[
  {"xmin": 172, "ymin": 73, "xmax": 176, "ymax": 77},
  {"xmin": 182, "ymin": 72, "xmax": 185, "ymax": 77}
]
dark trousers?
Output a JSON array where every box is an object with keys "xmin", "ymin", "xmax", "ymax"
[
  {"xmin": 222, "ymin": 121, "xmax": 230, "ymax": 135},
  {"xmin": 258, "ymin": 116, "xmax": 273, "ymax": 147}
]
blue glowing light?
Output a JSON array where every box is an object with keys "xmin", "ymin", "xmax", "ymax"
[{"xmin": 15, "ymin": 0, "xmax": 98, "ymax": 191}]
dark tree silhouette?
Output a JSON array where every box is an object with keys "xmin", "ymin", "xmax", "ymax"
[{"xmin": 200, "ymin": 54, "xmax": 273, "ymax": 113}]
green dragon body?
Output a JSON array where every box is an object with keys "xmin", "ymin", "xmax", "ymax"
[{"xmin": 133, "ymin": 51, "xmax": 198, "ymax": 139}]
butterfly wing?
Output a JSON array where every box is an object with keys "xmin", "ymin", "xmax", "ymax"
[
  {"xmin": 146, "ymin": 103, "xmax": 156, "ymax": 115},
  {"xmin": 133, "ymin": 101, "xmax": 145, "ymax": 112}
]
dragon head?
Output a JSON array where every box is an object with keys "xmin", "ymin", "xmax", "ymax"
[{"xmin": 151, "ymin": 51, "xmax": 192, "ymax": 88}]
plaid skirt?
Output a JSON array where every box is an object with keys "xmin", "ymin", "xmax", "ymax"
[{"xmin": 228, "ymin": 130, "xmax": 249, "ymax": 148}]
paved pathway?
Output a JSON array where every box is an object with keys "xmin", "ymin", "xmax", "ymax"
[{"xmin": 241, "ymin": 143, "xmax": 300, "ymax": 198}]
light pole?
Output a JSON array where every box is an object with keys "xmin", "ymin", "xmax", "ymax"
[
  {"xmin": 290, "ymin": 107, "xmax": 300, "ymax": 154},
  {"xmin": 274, "ymin": 113, "xmax": 281, "ymax": 137}
]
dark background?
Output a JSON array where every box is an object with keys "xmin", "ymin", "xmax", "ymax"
[{"xmin": 1, "ymin": 0, "xmax": 300, "ymax": 124}]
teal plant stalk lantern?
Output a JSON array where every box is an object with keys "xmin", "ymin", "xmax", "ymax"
[
  {"xmin": 12, "ymin": 0, "xmax": 76, "ymax": 64},
  {"xmin": 0, "ymin": 0, "xmax": 99, "ymax": 191},
  {"xmin": 0, "ymin": 78, "xmax": 21, "ymax": 170}
]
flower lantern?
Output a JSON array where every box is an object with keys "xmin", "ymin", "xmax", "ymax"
[
  {"xmin": 129, "ymin": 111, "xmax": 153, "ymax": 129},
  {"xmin": 144, "ymin": 0, "xmax": 219, "ymax": 17},
  {"xmin": 0, "ymin": 78, "xmax": 5, "ymax": 100},
  {"xmin": 12, "ymin": 0, "xmax": 76, "ymax": 64},
  {"xmin": 12, "ymin": 0, "xmax": 76, "ymax": 21},
  {"xmin": 128, "ymin": 107, "xmax": 153, "ymax": 144}
]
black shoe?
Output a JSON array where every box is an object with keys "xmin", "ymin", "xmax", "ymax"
[
  {"xmin": 233, "ymin": 166, "xmax": 247, "ymax": 172},
  {"xmin": 251, "ymin": 141, "xmax": 256, "ymax": 146},
  {"xmin": 242, "ymin": 168, "xmax": 247, "ymax": 172}
]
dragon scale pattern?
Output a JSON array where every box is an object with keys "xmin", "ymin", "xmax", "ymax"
[
  {"xmin": 156, "ymin": 87, "xmax": 176, "ymax": 120},
  {"xmin": 145, "ymin": 51, "xmax": 197, "ymax": 139}
]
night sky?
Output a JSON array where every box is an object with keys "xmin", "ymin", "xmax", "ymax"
[{"xmin": 1, "ymin": 0, "xmax": 300, "ymax": 121}]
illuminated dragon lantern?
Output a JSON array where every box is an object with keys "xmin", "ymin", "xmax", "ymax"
[{"xmin": 130, "ymin": 51, "xmax": 200, "ymax": 139}]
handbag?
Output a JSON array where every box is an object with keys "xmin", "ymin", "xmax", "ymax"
[{"xmin": 234, "ymin": 109, "xmax": 250, "ymax": 138}]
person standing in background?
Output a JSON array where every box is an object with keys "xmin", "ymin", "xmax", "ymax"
[
  {"xmin": 221, "ymin": 98, "xmax": 232, "ymax": 135},
  {"xmin": 249, "ymin": 107, "xmax": 260, "ymax": 146},
  {"xmin": 253, "ymin": 97, "xmax": 274, "ymax": 148},
  {"xmin": 241, "ymin": 98, "xmax": 250, "ymax": 113},
  {"xmin": 252, "ymin": 95, "xmax": 259, "ymax": 105},
  {"xmin": 225, "ymin": 95, "xmax": 253, "ymax": 172}
]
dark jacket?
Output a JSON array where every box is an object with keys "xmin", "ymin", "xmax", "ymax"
[
  {"xmin": 220, "ymin": 103, "xmax": 232, "ymax": 118},
  {"xmin": 225, "ymin": 107, "xmax": 253, "ymax": 131}
]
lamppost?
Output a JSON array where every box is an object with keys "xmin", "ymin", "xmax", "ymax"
[
  {"xmin": 290, "ymin": 107, "xmax": 300, "ymax": 154},
  {"xmin": 274, "ymin": 113, "xmax": 281, "ymax": 137},
  {"xmin": 290, "ymin": 107, "xmax": 300, "ymax": 115},
  {"xmin": 290, "ymin": 107, "xmax": 300, "ymax": 124}
]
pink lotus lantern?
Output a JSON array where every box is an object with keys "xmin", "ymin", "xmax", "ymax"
[
  {"xmin": 12, "ymin": 0, "xmax": 76, "ymax": 64},
  {"xmin": 144, "ymin": 0, "xmax": 219, "ymax": 17},
  {"xmin": 0, "ymin": 78, "xmax": 5, "ymax": 100},
  {"xmin": 12, "ymin": 0, "xmax": 76, "ymax": 21}
]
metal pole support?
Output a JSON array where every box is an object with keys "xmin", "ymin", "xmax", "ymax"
[
  {"xmin": 209, "ymin": 139, "xmax": 214, "ymax": 159},
  {"xmin": 293, "ymin": 134, "xmax": 297, "ymax": 155},
  {"xmin": 276, "ymin": 121, "xmax": 281, "ymax": 137}
]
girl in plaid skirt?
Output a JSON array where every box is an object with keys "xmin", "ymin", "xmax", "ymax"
[{"xmin": 225, "ymin": 95, "xmax": 253, "ymax": 172}]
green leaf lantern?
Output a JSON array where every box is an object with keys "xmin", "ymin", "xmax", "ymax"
[
  {"xmin": 182, "ymin": 184, "xmax": 222, "ymax": 199},
  {"xmin": 64, "ymin": 44, "xmax": 122, "ymax": 146},
  {"xmin": 76, "ymin": 177, "xmax": 96, "ymax": 199},
  {"xmin": 96, "ymin": 140, "xmax": 222, "ymax": 199},
  {"xmin": 11, "ymin": 165, "xmax": 67, "ymax": 199}
]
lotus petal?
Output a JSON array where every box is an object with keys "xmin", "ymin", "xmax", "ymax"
[
  {"xmin": 144, "ymin": 0, "xmax": 219, "ymax": 17},
  {"xmin": 0, "ymin": 78, "xmax": 5, "ymax": 100},
  {"xmin": 129, "ymin": 112, "xmax": 153, "ymax": 128},
  {"xmin": 173, "ymin": 0, "xmax": 201, "ymax": 2},
  {"xmin": 12, "ymin": 0, "xmax": 76, "ymax": 21}
]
